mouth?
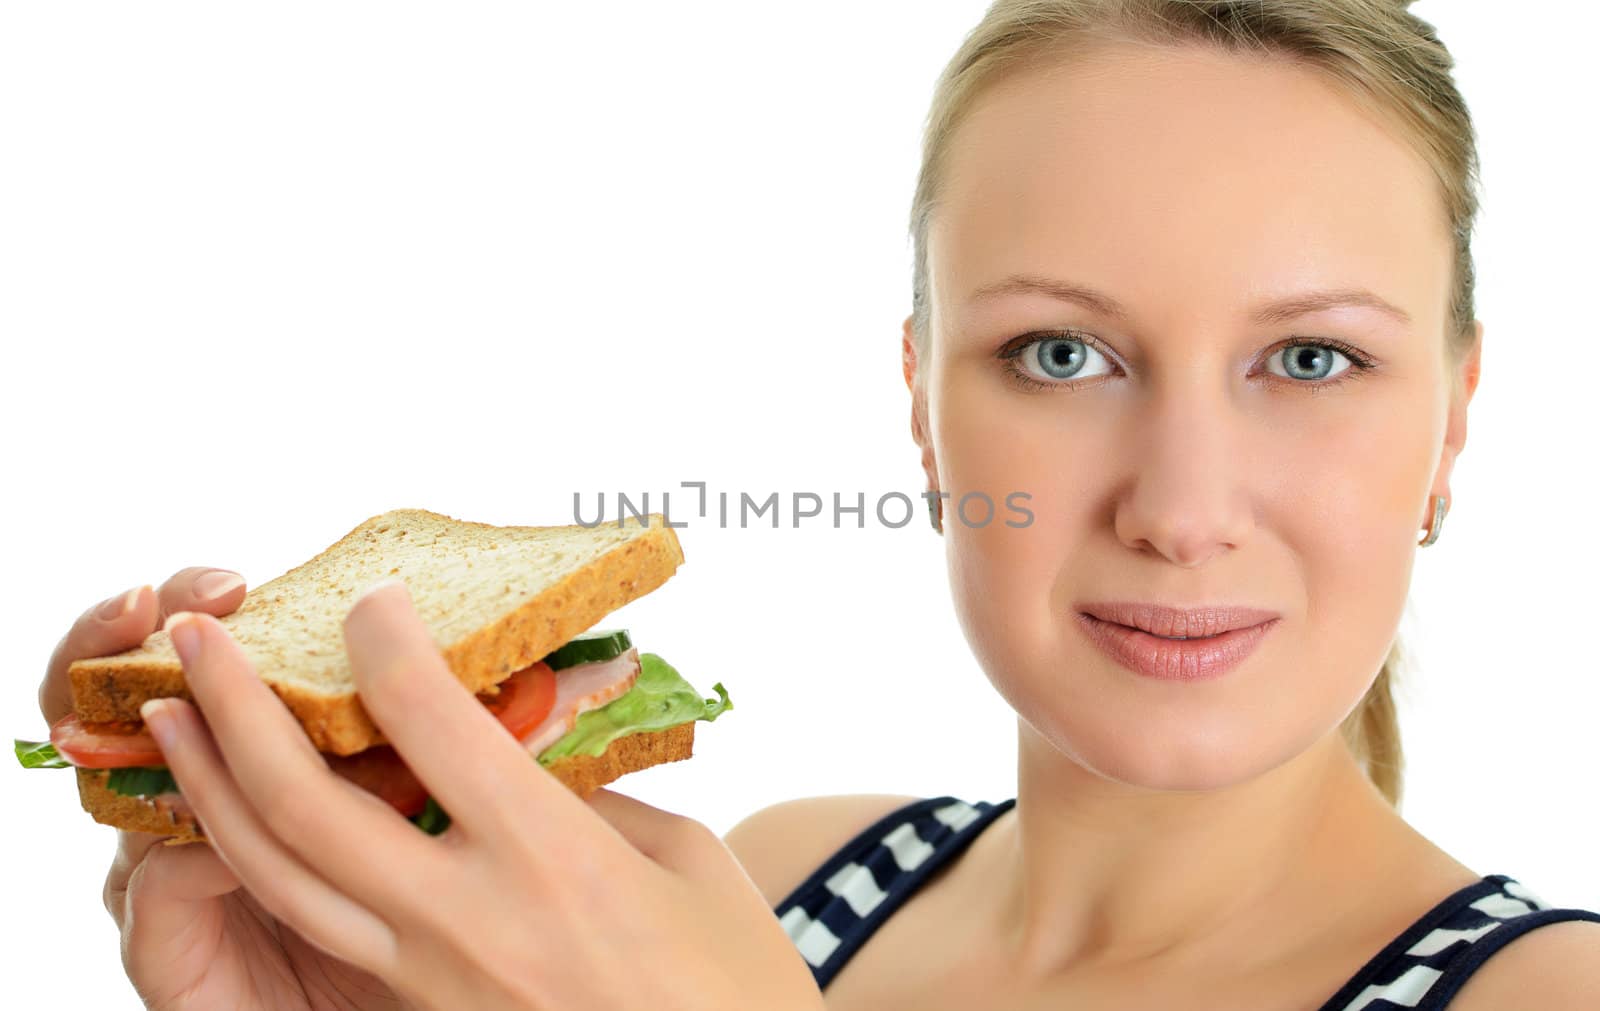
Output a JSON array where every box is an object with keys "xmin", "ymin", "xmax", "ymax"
[
  {"xmin": 1077, "ymin": 601, "xmax": 1281, "ymax": 639},
  {"xmin": 1074, "ymin": 601, "xmax": 1281, "ymax": 681}
]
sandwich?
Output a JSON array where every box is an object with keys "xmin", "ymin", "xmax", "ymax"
[{"xmin": 14, "ymin": 508, "xmax": 731, "ymax": 844}]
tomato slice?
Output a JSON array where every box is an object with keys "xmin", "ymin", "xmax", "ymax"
[
  {"xmin": 50, "ymin": 713, "xmax": 164, "ymax": 768},
  {"xmin": 477, "ymin": 661, "xmax": 558, "ymax": 741},
  {"xmin": 327, "ymin": 746, "xmax": 429, "ymax": 817},
  {"xmin": 334, "ymin": 663, "xmax": 554, "ymax": 816}
]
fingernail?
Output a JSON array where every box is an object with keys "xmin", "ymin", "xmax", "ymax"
[
  {"xmin": 141, "ymin": 699, "xmax": 174, "ymax": 748},
  {"xmin": 357, "ymin": 576, "xmax": 407, "ymax": 605},
  {"xmin": 165, "ymin": 612, "xmax": 201, "ymax": 666},
  {"xmin": 97, "ymin": 586, "xmax": 144, "ymax": 621},
  {"xmin": 193, "ymin": 570, "xmax": 244, "ymax": 601}
]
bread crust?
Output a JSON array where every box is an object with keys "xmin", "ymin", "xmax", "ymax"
[
  {"xmin": 74, "ymin": 767, "xmax": 208, "ymax": 844},
  {"xmin": 544, "ymin": 720, "xmax": 696, "ymax": 799},
  {"xmin": 67, "ymin": 509, "xmax": 685, "ymax": 754},
  {"xmin": 75, "ymin": 722, "xmax": 697, "ymax": 845}
]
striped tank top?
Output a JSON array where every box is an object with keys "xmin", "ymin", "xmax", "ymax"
[{"xmin": 773, "ymin": 796, "xmax": 1600, "ymax": 1008}]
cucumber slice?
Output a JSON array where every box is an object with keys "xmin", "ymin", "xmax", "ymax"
[
  {"xmin": 411, "ymin": 796, "xmax": 452, "ymax": 835},
  {"xmin": 542, "ymin": 628, "xmax": 633, "ymax": 670}
]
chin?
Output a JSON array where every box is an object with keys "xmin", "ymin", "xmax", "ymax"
[{"xmin": 1015, "ymin": 694, "xmax": 1322, "ymax": 794}]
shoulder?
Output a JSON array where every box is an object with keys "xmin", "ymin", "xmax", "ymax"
[
  {"xmin": 1447, "ymin": 918, "xmax": 1600, "ymax": 1009},
  {"xmin": 722, "ymin": 793, "xmax": 924, "ymax": 907}
]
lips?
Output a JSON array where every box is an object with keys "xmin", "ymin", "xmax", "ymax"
[
  {"xmin": 1075, "ymin": 601, "xmax": 1281, "ymax": 681},
  {"xmin": 1077, "ymin": 613, "xmax": 1276, "ymax": 681},
  {"xmin": 1077, "ymin": 602, "xmax": 1280, "ymax": 639}
]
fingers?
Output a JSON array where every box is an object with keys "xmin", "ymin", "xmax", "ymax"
[
  {"xmin": 155, "ymin": 566, "xmax": 247, "ymax": 626},
  {"xmin": 157, "ymin": 612, "xmax": 434, "ymax": 914},
  {"xmin": 141, "ymin": 693, "xmax": 398, "ymax": 974},
  {"xmin": 40, "ymin": 585, "xmax": 151, "ymax": 722},
  {"xmin": 38, "ymin": 567, "xmax": 247, "ymax": 724},
  {"xmin": 342, "ymin": 580, "xmax": 598, "ymax": 846}
]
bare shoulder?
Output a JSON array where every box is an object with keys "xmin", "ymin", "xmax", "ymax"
[
  {"xmin": 1446, "ymin": 918, "xmax": 1600, "ymax": 1009},
  {"xmin": 722, "ymin": 793, "xmax": 924, "ymax": 906}
]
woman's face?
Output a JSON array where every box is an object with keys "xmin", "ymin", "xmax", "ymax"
[{"xmin": 908, "ymin": 42, "xmax": 1481, "ymax": 790}]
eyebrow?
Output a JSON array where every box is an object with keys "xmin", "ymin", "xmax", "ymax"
[{"xmin": 965, "ymin": 274, "xmax": 1413, "ymax": 327}]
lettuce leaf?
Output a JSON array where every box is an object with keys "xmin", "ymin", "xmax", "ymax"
[
  {"xmin": 13, "ymin": 740, "xmax": 178, "ymax": 797},
  {"xmin": 14, "ymin": 739, "xmax": 70, "ymax": 769},
  {"xmin": 107, "ymin": 766, "xmax": 178, "ymax": 797},
  {"xmin": 535, "ymin": 652, "xmax": 731, "ymax": 766}
]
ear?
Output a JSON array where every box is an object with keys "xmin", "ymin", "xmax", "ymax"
[
  {"xmin": 901, "ymin": 313, "xmax": 919, "ymax": 392},
  {"xmin": 1430, "ymin": 318, "xmax": 1483, "ymax": 504},
  {"xmin": 903, "ymin": 314, "xmax": 939, "ymax": 491}
]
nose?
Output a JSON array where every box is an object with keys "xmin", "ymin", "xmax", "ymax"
[{"xmin": 1111, "ymin": 382, "xmax": 1256, "ymax": 567}]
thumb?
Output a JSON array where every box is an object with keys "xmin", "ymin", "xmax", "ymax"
[
  {"xmin": 136, "ymin": 839, "xmax": 242, "ymax": 902},
  {"xmin": 121, "ymin": 840, "xmax": 245, "ymax": 1007},
  {"xmin": 585, "ymin": 788, "xmax": 729, "ymax": 875}
]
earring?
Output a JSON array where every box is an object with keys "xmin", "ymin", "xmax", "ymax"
[
  {"xmin": 1418, "ymin": 494, "xmax": 1448, "ymax": 547},
  {"xmin": 928, "ymin": 493, "xmax": 943, "ymax": 534}
]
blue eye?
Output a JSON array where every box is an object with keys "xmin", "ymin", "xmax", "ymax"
[
  {"xmin": 1267, "ymin": 343, "xmax": 1353, "ymax": 382},
  {"xmin": 1015, "ymin": 336, "xmax": 1113, "ymax": 383},
  {"xmin": 998, "ymin": 331, "xmax": 1376, "ymax": 393}
]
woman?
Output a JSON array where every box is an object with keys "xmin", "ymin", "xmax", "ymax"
[{"xmin": 39, "ymin": 1, "xmax": 1600, "ymax": 1007}]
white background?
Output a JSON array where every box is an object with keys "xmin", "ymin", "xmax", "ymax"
[{"xmin": 2, "ymin": 1, "xmax": 1595, "ymax": 1004}]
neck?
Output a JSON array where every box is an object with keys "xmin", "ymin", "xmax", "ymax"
[{"xmin": 989, "ymin": 718, "xmax": 1408, "ymax": 976}]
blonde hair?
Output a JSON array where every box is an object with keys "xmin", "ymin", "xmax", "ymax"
[{"xmin": 908, "ymin": 0, "xmax": 1483, "ymax": 808}]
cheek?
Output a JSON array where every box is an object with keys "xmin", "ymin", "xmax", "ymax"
[
  {"xmin": 1275, "ymin": 385, "xmax": 1436, "ymax": 744},
  {"xmin": 935, "ymin": 373, "xmax": 1087, "ymax": 693},
  {"xmin": 930, "ymin": 368, "xmax": 1441, "ymax": 790},
  {"xmin": 1280, "ymin": 382, "xmax": 1438, "ymax": 656}
]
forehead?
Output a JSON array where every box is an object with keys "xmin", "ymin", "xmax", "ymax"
[{"xmin": 930, "ymin": 41, "xmax": 1451, "ymax": 335}]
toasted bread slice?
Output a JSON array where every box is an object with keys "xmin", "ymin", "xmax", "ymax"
[
  {"xmin": 68, "ymin": 509, "xmax": 684, "ymax": 755},
  {"xmin": 77, "ymin": 721, "xmax": 697, "ymax": 845}
]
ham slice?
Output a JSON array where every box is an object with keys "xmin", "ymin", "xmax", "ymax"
[
  {"xmin": 520, "ymin": 647, "xmax": 642, "ymax": 756},
  {"xmin": 151, "ymin": 791, "xmax": 198, "ymax": 830}
]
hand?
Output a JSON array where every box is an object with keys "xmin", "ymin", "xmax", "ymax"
[
  {"xmin": 41, "ymin": 568, "xmax": 405, "ymax": 1010},
  {"xmin": 141, "ymin": 578, "xmax": 823, "ymax": 1011}
]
